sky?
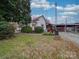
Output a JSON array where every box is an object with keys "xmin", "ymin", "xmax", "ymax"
[{"xmin": 31, "ymin": 0, "xmax": 79, "ymax": 24}]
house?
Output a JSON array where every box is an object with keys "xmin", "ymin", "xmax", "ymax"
[
  {"xmin": 9, "ymin": 15, "xmax": 53, "ymax": 33},
  {"xmin": 29, "ymin": 15, "xmax": 47, "ymax": 32}
]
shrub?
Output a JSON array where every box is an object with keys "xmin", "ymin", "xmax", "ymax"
[
  {"xmin": 43, "ymin": 32, "xmax": 53, "ymax": 36},
  {"xmin": 0, "ymin": 21, "xmax": 15, "ymax": 39},
  {"xmin": 35, "ymin": 27, "xmax": 44, "ymax": 33},
  {"xmin": 21, "ymin": 26, "xmax": 32, "ymax": 33}
]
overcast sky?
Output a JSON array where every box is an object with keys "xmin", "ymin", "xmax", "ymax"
[{"xmin": 31, "ymin": 0, "xmax": 79, "ymax": 24}]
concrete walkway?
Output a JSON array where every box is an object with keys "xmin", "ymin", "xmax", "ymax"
[{"xmin": 59, "ymin": 32, "xmax": 79, "ymax": 47}]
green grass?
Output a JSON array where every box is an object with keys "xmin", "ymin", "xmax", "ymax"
[
  {"xmin": 0, "ymin": 34, "xmax": 54, "ymax": 59},
  {"xmin": 0, "ymin": 34, "xmax": 78, "ymax": 59}
]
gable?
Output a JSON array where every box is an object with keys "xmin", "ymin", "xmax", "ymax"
[{"xmin": 32, "ymin": 16, "xmax": 46, "ymax": 23}]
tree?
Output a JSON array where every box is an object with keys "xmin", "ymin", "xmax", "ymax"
[
  {"xmin": 0, "ymin": 0, "xmax": 16, "ymax": 21},
  {"xmin": 16, "ymin": 0, "xmax": 31, "ymax": 25},
  {"xmin": 0, "ymin": 0, "xmax": 31, "ymax": 25},
  {"xmin": 0, "ymin": 21, "xmax": 15, "ymax": 39}
]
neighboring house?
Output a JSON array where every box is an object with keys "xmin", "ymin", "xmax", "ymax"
[
  {"xmin": 29, "ymin": 15, "xmax": 47, "ymax": 32},
  {"xmin": 9, "ymin": 22, "xmax": 22, "ymax": 33}
]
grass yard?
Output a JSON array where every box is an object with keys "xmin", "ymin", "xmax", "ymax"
[{"xmin": 0, "ymin": 34, "xmax": 79, "ymax": 59}]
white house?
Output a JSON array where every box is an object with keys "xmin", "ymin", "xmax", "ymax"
[{"xmin": 29, "ymin": 15, "xmax": 47, "ymax": 32}]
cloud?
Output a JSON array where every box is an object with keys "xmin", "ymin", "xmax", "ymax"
[
  {"xmin": 31, "ymin": 0, "xmax": 55, "ymax": 10},
  {"xmin": 64, "ymin": 4, "xmax": 79, "ymax": 12},
  {"xmin": 58, "ymin": 4, "xmax": 79, "ymax": 16},
  {"xmin": 46, "ymin": 16, "xmax": 69, "ymax": 24},
  {"xmin": 47, "ymin": 17, "xmax": 52, "ymax": 20},
  {"xmin": 60, "ymin": 12, "xmax": 77, "ymax": 15},
  {"xmin": 31, "ymin": 0, "xmax": 79, "ymax": 14},
  {"xmin": 47, "ymin": 15, "xmax": 76, "ymax": 24},
  {"xmin": 57, "ymin": 4, "xmax": 79, "ymax": 12},
  {"xmin": 57, "ymin": 6, "xmax": 64, "ymax": 10}
]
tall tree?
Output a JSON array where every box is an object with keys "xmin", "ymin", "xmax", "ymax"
[
  {"xmin": 0, "ymin": 0, "xmax": 16, "ymax": 21},
  {"xmin": 16, "ymin": 0, "xmax": 31, "ymax": 25},
  {"xmin": 0, "ymin": 0, "xmax": 31, "ymax": 25}
]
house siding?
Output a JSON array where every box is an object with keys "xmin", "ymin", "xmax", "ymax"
[
  {"xmin": 35, "ymin": 17, "xmax": 47, "ymax": 32},
  {"xmin": 30, "ymin": 16, "xmax": 47, "ymax": 32}
]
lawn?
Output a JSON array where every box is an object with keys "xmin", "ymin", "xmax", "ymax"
[
  {"xmin": 0, "ymin": 34, "xmax": 54, "ymax": 59},
  {"xmin": 0, "ymin": 34, "xmax": 79, "ymax": 59}
]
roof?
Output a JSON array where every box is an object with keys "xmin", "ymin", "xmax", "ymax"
[
  {"xmin": 32, "ymin": 15, "xmax": 49, "ymax": 24},
  {"xmin": 32, "ymin": 15, "xmax": 45, "ymax": 22},
  {"xmin": 32, "ymin": 15, "xmax": 54, "ymax": 25}
]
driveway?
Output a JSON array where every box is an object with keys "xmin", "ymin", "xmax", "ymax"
[{"xmin": 59, "ymin": 32, "xmax": 79, "ymax": 47}]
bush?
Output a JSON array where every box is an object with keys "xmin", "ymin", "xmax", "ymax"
[
  {"xmin": 21, "ymin": 26, "xmax": 32, "ymax": 33},
  {"xmin": 35, "ymin": 27, "xmax": 44, "ymax": 33},
  {"xmin": 43, "ymin": 32, "xmax": 53, "ymax": 36},
  {"xmin": 0, "ymin": 21, "xmax": 15, "ymax": 39}
]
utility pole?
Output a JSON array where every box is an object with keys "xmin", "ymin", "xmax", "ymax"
[
  {"xmin": 55, "ymin": 3, "xmax": 57, "ymax": 25},
  {"xmin": 54, "ymin": 2, "xmax": 59, "ymax": 35}
]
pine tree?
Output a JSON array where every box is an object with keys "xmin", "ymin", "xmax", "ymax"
[{"xmin": 0, "ymin": 0, "xmax": 31, "ymax": 25}]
